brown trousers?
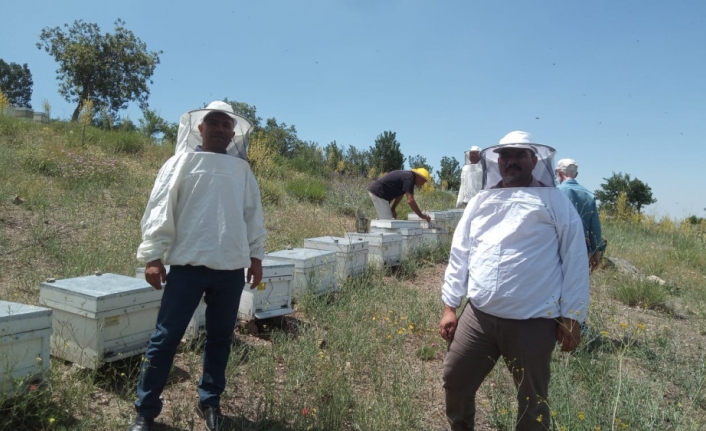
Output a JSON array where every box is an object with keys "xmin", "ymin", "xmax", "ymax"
[{"xmin": 443, "ymin": 302, "xmax": 558, "ymax": 431}]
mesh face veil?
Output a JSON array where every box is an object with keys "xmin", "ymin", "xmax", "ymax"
[
  {"xmin": 175, "ymin": 102, "xmax": 254, "ymax": 160},
  {"xmin": 479, "ymin": 143, "xmax": 557, "ymax": 189}
]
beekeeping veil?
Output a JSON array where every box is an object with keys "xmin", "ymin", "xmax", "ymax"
[
  {"xmin": 175, "ymin": 100, "xmax": 255, "ymax": 160},
  {"xmin": 479, "ymin": 131, "xmax": 556, "ymax": 189}
]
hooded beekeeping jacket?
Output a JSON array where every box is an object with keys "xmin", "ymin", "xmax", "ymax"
[
  {"xmin": 455, "ymin": 163, "xmax": 483, "ymax": 208},
  {"xmin": 136, "ymin": 104, "xmax": 266, "ymax": 270},
  {"xmin": 441, "ymin": 139, "xmax": 589, "ymax": 322}
]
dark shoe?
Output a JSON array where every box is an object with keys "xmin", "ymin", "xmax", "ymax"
[
  {"xmin": 128, "ymin": 415, "xmax": 154, "ymax": 431},
  {"xmin": 197, "ymin": 403, "xmax": 224, "ymax": 431}
]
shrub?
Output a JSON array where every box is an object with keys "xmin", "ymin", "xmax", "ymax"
[{"xmin": 285, "ymin": 177, "xmax": 327, "ymax": 204}]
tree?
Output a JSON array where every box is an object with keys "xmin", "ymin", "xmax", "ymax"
[
  {"xmin": 139, "ymin": 108, "xmax": 177, "ymax": 143},
  {"xmin": 594, "ymin": 172, "xmax": 657, "ymax": 214},
  {"xmin": 437, "ymin": 156, "xmax": 461, "ymax": 190},
  {"xmin": 323, "ymin": 141, "xmax": 345, "ymax": 173},
  {"xmin": 370, "ymin": 131, "xmax": 404, "ymax": 174},
  {"xmin": 0, "ymin": 59, "xmax": 33, "ymax": 108},
  {"xmin": 344, "ymin": 145, "xmax": 372, "ymax": 177},
  {"xmin": 252, "ymin": 117, "xmax": 301, "ymax": 157},
  {"xmin": 406, "ymin": 154, "xmax": 433, "ymax": 177},
  {"xmin": 37, "ymin": 19, "xmax": 161, "ymax": 121}
]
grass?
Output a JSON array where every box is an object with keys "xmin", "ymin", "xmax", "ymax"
[{"xmin": 2, "ymin": 116, "xmax": 706, "ymax": 430}]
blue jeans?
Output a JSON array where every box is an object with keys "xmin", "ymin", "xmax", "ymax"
[{"xmin": 135, "ymin": 265, "xmax": 245, "ymax": 419}]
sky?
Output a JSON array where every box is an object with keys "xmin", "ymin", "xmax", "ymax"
[{"xmin": 2, "ymin": 0, "xmax": 704, "ymax": 220}]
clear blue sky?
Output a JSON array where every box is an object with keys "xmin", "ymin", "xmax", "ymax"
[{"xmin": 2, "ymin": 0, "xmax": 704, "ymax": 220}]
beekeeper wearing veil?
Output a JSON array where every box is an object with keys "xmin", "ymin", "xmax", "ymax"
[
  {"xmin": 130, "ymin": 101, "xmax": 267, "ymax": 431},
  {"xmin": 439, "ymin": 131, "xmax": 589, "ymax": 431}
]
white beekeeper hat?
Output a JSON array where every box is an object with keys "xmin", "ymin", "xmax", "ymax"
[
  {"xmin": 470, "ymin": 146, "xmax": 482, "ymax": 152},
  {"xmin": 556, "ymin": 158, "xmax": 578, "ymax": 170},
  {"xmin": 492, "ymin": 130, "xmax": 538, "ymax": 153}
]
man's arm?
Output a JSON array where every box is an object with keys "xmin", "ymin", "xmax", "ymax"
[
  {"xmin": 390, "ymin": 195, "xmax": 404, "ymax": 219},
  {"xmin": 405, "ymin": 192, "xmax": 431, "ymax": 222}
]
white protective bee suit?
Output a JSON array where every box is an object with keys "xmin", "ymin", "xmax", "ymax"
[{"xmin": 136, "ymin": 102, "xmax": 266, "ymax": 268}]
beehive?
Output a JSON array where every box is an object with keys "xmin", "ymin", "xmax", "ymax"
[
  {"xmin": 370, "ymin": 220, "xmax": 422, "ymax": 257},
  {"xmin": 0, "ymin": 301, "xmax": 52, "ymax": 398},
  {"xmin": 344, "ymin": 232, "xmax": 403, "ymax": 267},
  {"xmin": 265, "ymin": 248, "xmax": 337, "ymax": 300},
  {"xmin": 303, "ymin": 236, "xmax": 368, "ymax": 285},
  {"xmin": 39, "ymin": 273, "xmax": 162, "ymax": 369},
  {"xmin": 238, "ymin": 258, "xmax": 295, "ymax": 321}
]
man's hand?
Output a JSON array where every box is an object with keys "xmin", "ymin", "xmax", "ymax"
[
  {"xmin": 145, "ymin": 259, "xmax": 167, "ymax": 290},
  {"xmin": 422, "ymin": 214, "xmax": 431, "ymax": 222},
  {"xmin": 439, "ymin": 305, "xmax": 458, "ymax": 342},
  {"xmin": 247, "ymin": 258, "xmax": 263, "ymax": 289},
  {"xmin": 556, "ymin": 317, "xmax": 581, "ymax": 352},
  {"xmin": 589, "ymin": 251, "xmax": 603, "ymax": 272}
]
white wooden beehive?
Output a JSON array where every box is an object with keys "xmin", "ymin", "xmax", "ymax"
[
  {"xmin": 238, "ymin": 258, "xmax": 295, "ymax": 321},
  {"xmin": 39, "ymin": 273, "xmax": 162, "ymax": 369},
  {"xmin": 265, "ymin": 248, "xmax": 337, "ymax": 301},
  {"xmin": 420, "ymin": 227, "xmax": 450, "ymax": 246},
  {"xmin": 445, "ymin": 209, "xmax": 465, "ymax": 230},
  {"xmin": 407, "ymin": 211, "xmax": 452, "ymax": 230},
  {"xmin": 0, "ymin": 301, "xmax": 52, "ymax": 398},
  {"xmin": 344, "ymin": 232, "xmax": 403, "ymax": 267},
  {"xmin": 303, "ymin": 236, "xmax": 369, "ymax": 285},
  {"xmin": 369, "ymin": 221, "xmax": 422, "ymax": 257}
]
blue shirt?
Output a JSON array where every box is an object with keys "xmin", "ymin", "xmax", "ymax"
[{"xmin": 558, "ymin": 179, "xmax": 603, "ymax": 254}]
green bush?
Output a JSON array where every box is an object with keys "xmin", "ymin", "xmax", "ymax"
[{"xmin": 285, "ymin": 177, "xmax": 327, "ymax": 203}]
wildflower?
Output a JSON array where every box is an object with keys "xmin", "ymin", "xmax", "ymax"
[
  {"xmin": 636, "ymin": 323, "xmax": 646, "ymax": 331},
  {"xmin": 620, "ymin": 322, "xmax": 629, "ymax": 329},
  {"xmin": 49, "ymin": 418, "xmax": 56, "ymax": 424},
  {"xmin": 500, "ymin": 408, "xmax": 507, "ymax": 415},
  {"xmin": 578, "ymin": 411, "xmax": 585, "ymax": 420},
  {"xmin": 551, "ymin": 411, "xmax": 557, "ymax": 418},
  {"xmin": 600, "ymin": 330, "xmax": 609, "ymax": 336},
  {"xmin": 302, "ymin": 407, "xmax": 310, "ymax": 416},
  {"xmin": 536, "ymin": 414, "xmax": 543, "ymax": 423}
]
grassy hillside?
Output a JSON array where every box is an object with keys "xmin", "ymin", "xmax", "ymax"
[{"xmin": 1, "ymin": 116, "xmax": 705, "ymax": 430}]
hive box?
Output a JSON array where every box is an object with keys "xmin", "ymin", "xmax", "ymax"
[
  {"xmin": 408, "ymin": 211, "xmax": 452, "ymax": 230},
  {"xmin": 420, "ymin": 227, "xmax": 450, "ymax": 246},
  {"xmin": 344, "ymin": 232, "xmax": 403, "ymax": 267},
  {"xmin": 39, "ymin": 273, "xmax": 163, "ymax": 369},
  {"xmin": 265, "ymin": 248, "xmax": 337, "ymax": 300},
  {"xmin": 445, "ymin": 209, "xmax": 465, "ymax": 230},
  {"xmin": 303, "ymin": 236, "xmax": 368, "ymax": 285},
  {"xmin": 238, "ymin": 258, "xmax": 295, "ymax": 321},
  {"xmin": 0, "ymin": 301, "xmax": 52, "ymax": 398},
  {"xmin": 370, "ymin": 220, "xmax": 422, "ymax": 257}
]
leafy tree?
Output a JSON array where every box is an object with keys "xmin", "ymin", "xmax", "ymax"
[
  {"xmin": 138, "ymin": 108, "xmax": 177, "ymax": 143},
  {"xmin": 37, "ymin": 19, "xmax": 161, "ymax": 121},
  {"xmin": 406, "ymin": 154, "xmax": 433, "ymax": 176},
  {"xmin": 594, "ymin": 172, "xmax": 657, "ymax": 214},
  {"xmin": 252, "ymin": 117, "xmax": 301, "ymax": 156},
  {"xmin": 0, "ymin": 59, "xmax": 33, "ymax": 108},
  {"xmin": 370, "ymin": 131, "xmax": 404, "ymax": 174},
  {"xmin": 324, "ymin": 141, "xmax": 345, "ymax": 173},
  {"xmin": 437, "ymin": 156, "xmax": 461, "ymax": 190},
  {"xmin": 344, "ymin": 145, "xmax": 372, "ymax": 177}
]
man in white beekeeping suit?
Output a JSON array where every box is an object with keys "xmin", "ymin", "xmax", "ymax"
[
  {"xmin": 439, "ymin": 131, "xmax": 589, "ymax": 431},
  {"xmin": 129, "ymin": 101, "xmax": 267, "ymax": 431},
  {"xmin": 455, "ymin": 146, "xmax": 483, "ymax": 208}
]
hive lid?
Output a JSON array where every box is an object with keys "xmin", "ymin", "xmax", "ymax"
[
  {"xmin": 304, "ymin": 236, "xmax": 368, "ymax": 253},
  {"xmin": 40, "ymin": 273, "xmax": 156, "ymax": 300},
  {"xmin": 266, "ymin": 248, "xmax": 337, "ymax": 267},
  {"xmin": 0, "ymin": 301, "xmax": 52, "ymax": 336}
]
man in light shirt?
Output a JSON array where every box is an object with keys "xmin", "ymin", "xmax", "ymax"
[
  {"xmin": 556, "ymin": 158, "xmax": 604, "ymax": 272},
  {"xmin": 130, "ymin": 101, "xmax": 267, "ymax": 431},
  {"xmin": 439, "ymin": 131, "xmax": 590, "ymax": 431}
]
